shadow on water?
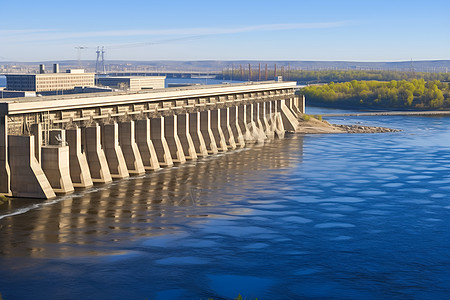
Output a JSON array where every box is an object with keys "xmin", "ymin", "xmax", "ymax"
[{"xmin": 0, "ymin": 135, "xmax": 304, "ymax": 258}]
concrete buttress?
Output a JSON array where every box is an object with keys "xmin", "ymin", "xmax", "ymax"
[
  {"xmin": 275, "ymin": 112, "xmax": 286, "ymax": 139},
  {"xmin": 135, "ymin": 119, "xmax": 160, "ymax": 171},
  {"xmin": 210, "ymin": 109, "xmax": 228, "ymax": 151},
  {"xmin": 188, "ymin": 112, "xmax": 209, "ymax": 157},
  {"xmin": 8, "ymin": 135, "xmax": 56, "ymax": 199},
  {"xmin": 83, "ymin": 124, "xmax": 112, "ymax": 183},
  {"xmin": 118, "ymin": 121, "xmax": 146, "ymax": 175},
  {"xmin": 278, "ymin": 100, "xmax": 299, "ymax": 132},
  {"xmin": 247, "ymin": 103, "xmax": 264, "ymax": 143},
  {"xmin": 261, "ymin": 102, "xmax": 274, "ymax": 139},
  {"xmin": 41, "ymin": 144, "xmax": 74, "ymax": 194},
  {"xmin": 228, "ymin": 106, "xmax": 245, "ymax": 148},
  {"xmin": 200, "ymin": 111, "xmax": 218, "ymax": 154},
  {"xmin": 101, "ymin": 123, "xmax": 129, "ymax": 179},
  {"xmin": 253, "ymin": 103, "xmax": 267, "ymax": 143},
  {"xmin": 177, "ymin": 114, "xmax": 198, "ymax": 160},
  {"xmin": 238, "ymin": 105, "xmax": 254, "ymax": 143},
  {"xmin": 150, "ymin": 117, "xmax": 174, "ymax": 167},
  {"xmin": 66, "ymin": 127, "xmax": 94, "ymax": 188},
  {"xmin": 219, "ymin": 108, "xmax": 237, "ymax": 149},
  {"xmin": 163, "ymin": 115, "xmax": 186, "ymax": 163}
]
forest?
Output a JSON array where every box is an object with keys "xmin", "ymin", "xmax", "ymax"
[
  {"xmin": 287, "ymin": 70, "xmax": 450, "ymax": 83},
  {"xmin": 222, "ymin": 69, "xmax": 450, "ymax": 83},
  {"xmin": 299, "ymin": 79, "xmax": 450, "ymax": 109}
]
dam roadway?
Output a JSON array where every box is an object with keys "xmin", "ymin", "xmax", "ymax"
[{"xmin": 0, "ymin": 81, "xmax": 303, "ymax": 199}]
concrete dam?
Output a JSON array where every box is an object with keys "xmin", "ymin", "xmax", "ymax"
[{"xmin": 0, "ymin": 81, "xmax": 303, "ymax": 199}]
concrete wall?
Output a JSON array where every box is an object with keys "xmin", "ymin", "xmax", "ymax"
[
  {"xmin": 41, "ymin": 145, "xmax": 74, "ymax": 194},
  {"xmin": 1, "ymin": 82, "xmax": 301, "ymax": 199},
  {"xmin": 8, "ymin": 135, "xmax": 56, "ymax": 199}
]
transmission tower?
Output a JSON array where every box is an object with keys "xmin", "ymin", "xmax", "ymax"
[
  {"xmin": 75, "ymin": 46, "xmax": 86, "ymax": 68},
  {"xmin": 409, "ymin": 58, "xmax": 415, "ymax": 74},
  {"xmin": 95, "ymin": 46, "xmax": 106, "ymax": 73}
]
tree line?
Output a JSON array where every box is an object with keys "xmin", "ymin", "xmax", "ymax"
[
  {"xmin": 222, "ymin": 69, "xmax": 450, "ymax": 83},
  {"xmin": 300, "ymin": 79, "xmax": 450, "ymax": 109}
]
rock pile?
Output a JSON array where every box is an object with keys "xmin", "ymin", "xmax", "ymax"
[
  {"xmin": 334, "ymin": 124, "xmax": 402, "ymax": 133},
  {"xmin": 294, "ymin": 116, "xmax": 402, "ymax": 134}
]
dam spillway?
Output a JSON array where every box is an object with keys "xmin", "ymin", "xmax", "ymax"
[{"xmin": 0, "ymin": 81, "xmax": 304, "ymax": 199}]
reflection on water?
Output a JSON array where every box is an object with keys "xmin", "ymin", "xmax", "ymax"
[
  {"xmin": 1, "ymin": 114, "xmax": 450, "ymax": 299},
  {"xmin": 0, "ymin": 136, "xmax": 302, "ymax": 258}
]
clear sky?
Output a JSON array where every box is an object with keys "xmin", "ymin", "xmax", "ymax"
[{"xmin": 1, "ymin": 0, "xmax": 449, "ymax": 62}]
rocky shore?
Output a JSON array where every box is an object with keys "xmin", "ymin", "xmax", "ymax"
[
  {"xmin": 334, "ymin": 124, "xmax": 401, "ymax": 133},
  {"xmin": 295, "ymin": 116, "xmax": 401, "ymax": 134}
]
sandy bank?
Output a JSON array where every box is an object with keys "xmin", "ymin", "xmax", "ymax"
[{"xmin": 295, "ymin": 116, "xmax": 401, "ymax": 134}]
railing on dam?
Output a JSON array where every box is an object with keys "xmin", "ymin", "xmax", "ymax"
[{"xmin": 0, "ymin": 81, "xmax": 304, "ymax": 199}]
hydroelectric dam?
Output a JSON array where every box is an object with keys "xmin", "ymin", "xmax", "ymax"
[{"xmin": 0, "ymin": 81, "xmax": 303, "ymax": 199}]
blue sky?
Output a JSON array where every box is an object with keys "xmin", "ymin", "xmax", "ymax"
[{"xmin": 1, "ymin": 0, "xmax": 449, "ymax": 62}]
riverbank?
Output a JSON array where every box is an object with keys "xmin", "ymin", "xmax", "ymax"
[
  {"xmin": 321, "ymin": 110, "xmax": 450, "ymax": 117},
  {"xmin": 295, "ymin": 116, "xmax": 400, "ymax": 134}
]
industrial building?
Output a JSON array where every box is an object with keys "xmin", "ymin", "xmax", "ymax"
[
  {"xmin": 0, "ymin": 90, "xmax": 36, "ymax": 98},
  {"xmin": 97, "ymin": 76, "xmax": 165, "ymax": 91},
  {"xmin": 2, "ymin": 65, "xmax": 165, "ymax": 98},
  {"xmin": 5, "ymin": 72, "xmax": 95, "ymax": 92},
  {"xmin": 3, "ymin": 63, "xmax": 95, "ymax": 93}
]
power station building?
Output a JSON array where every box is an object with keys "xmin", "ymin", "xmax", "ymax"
[
  {"xmin": 3, "ymin": 64, "xmax": 165, "ymax": 97},
  {"xmin": 5, "ymin": 72, "xmax": 95, "ymax": 92},
  {"xmin": 97, "ymin": 76, "xmax": 166, "ymax": 91}
]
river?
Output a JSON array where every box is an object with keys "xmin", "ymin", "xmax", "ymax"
[{"xmin": 0, "ymin": 107, "xmax": 450, "ymax": 299}]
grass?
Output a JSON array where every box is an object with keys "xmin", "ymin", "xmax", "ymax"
[
  {"xmin": 0, "ymin": 195, "xmax": 8, "ymax": 205},
  {"xmin": 301, "ymin": 114, "xmax": 323, "ymax": 121}
]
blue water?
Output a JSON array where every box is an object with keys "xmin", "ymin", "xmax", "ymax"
[{"xmin": 0, "ymin": 110, "xmax": 450, "ymax": 299}]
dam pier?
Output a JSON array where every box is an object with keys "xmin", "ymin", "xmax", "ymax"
[{"xmin": 0, "ymin": 81, "xmax": 303, "ymax": 199}]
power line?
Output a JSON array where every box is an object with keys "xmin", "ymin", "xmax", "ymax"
[
  {"xmin": 74, "ymin": 46, "xmax": 87, "ymax": 68},
  {"xmin": 107, "ymin": 35, "xmax": 204, "ymax": 50}
]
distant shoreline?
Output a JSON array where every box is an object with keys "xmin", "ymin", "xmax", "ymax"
[{"xmin": 320, "ymin": 110, "xmax": 450, "ymax": 117}]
